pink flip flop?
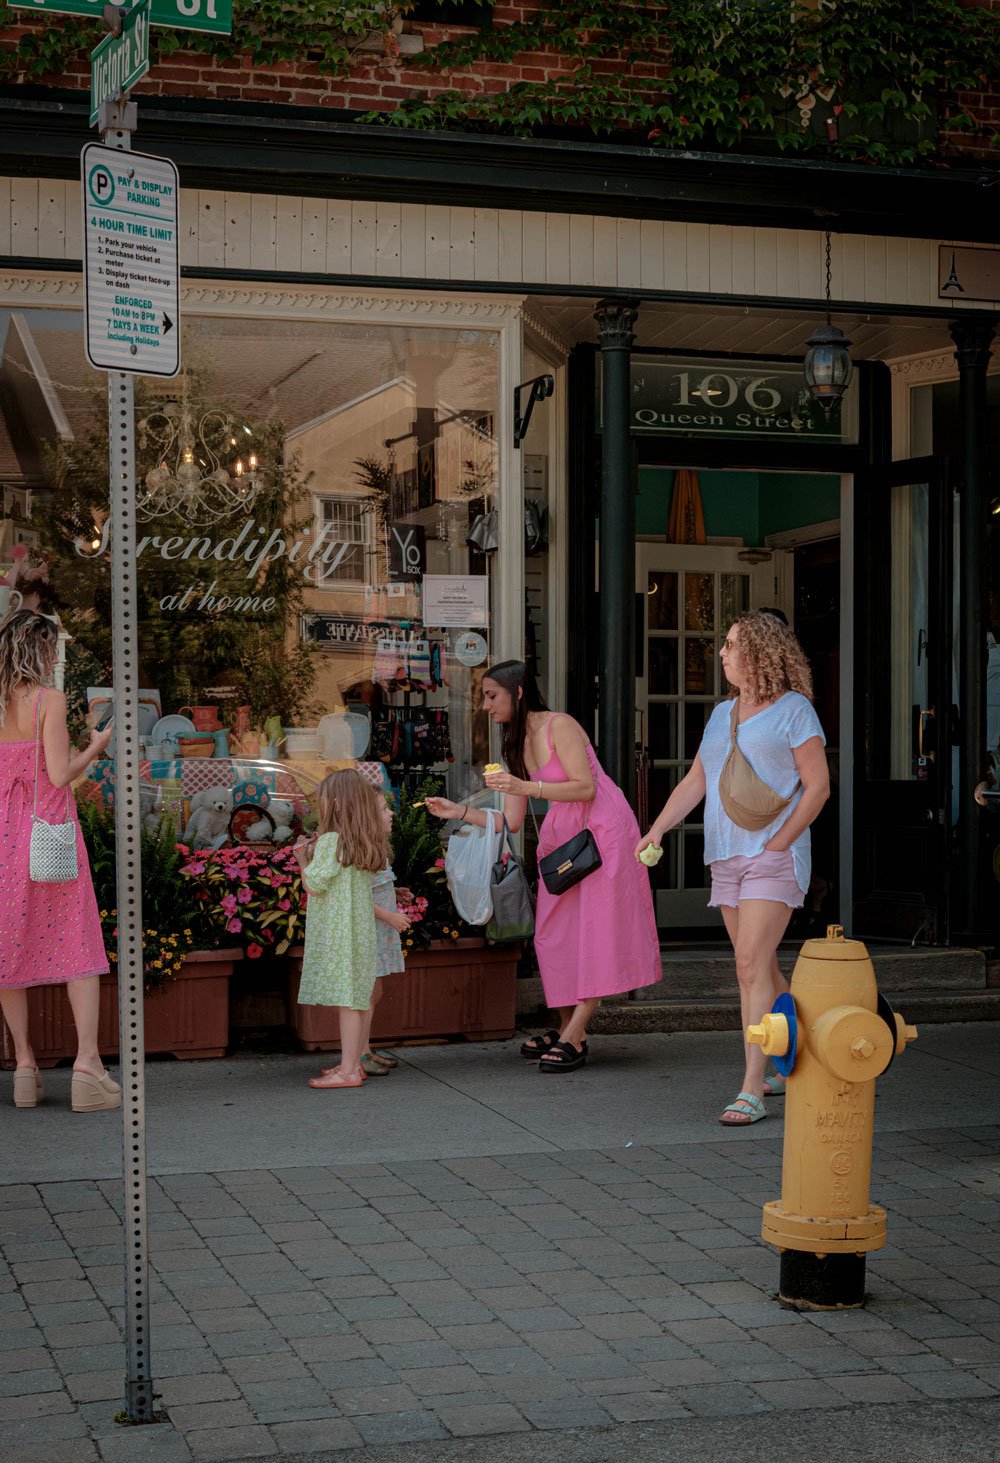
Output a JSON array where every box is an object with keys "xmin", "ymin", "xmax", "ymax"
[{"xmin": 309, "ymin": 1071, "xmax": 365, "ymax": 1089}]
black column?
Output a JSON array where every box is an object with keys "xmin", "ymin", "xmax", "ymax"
[
  {"xmin": 565, "ymin": 344, "xmax": 598, "ymax": 730},
  {"xmin": 595, "ymin": 298, "xmax": 639, "ymax": 802},
  {"xmin": 950, "ymin": 319, "xmax": 996, "ymax": 940}
]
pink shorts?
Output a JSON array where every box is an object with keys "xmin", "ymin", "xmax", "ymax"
[{"xmin": 709, "ymin": 850, "xmax": 804, "ymax": 910}]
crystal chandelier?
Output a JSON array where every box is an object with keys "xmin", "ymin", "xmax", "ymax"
[{"xmin": 137, "ymin": 389, "xmax": 263, "ymax": 527}]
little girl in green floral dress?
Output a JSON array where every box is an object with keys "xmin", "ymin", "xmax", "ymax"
[{"xmin": 294, "ymin": 769, "xmax": 386, "ymax": 1090}]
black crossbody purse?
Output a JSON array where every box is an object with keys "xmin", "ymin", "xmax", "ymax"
[{"xmin": 534, "ymin": 799, "xmax": 602, "ymax": 896}]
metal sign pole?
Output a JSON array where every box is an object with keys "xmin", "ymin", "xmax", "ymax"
[{"xmin": 101, "ymin": 99, "xmax": 154, "ymax": 1425}]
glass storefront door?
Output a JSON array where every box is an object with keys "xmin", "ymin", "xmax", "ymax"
[
  {"xmin": 636, "ymin": 542, "xmax": 750, "ymax": 927},
  {"xmin": 852, "ymin": 456, "xmax": 954, "ymax": 942}
]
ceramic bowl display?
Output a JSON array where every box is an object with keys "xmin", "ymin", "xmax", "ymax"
[{"xmin": 150, "ymin": 714, "xmax": 198, "ymax": 754}]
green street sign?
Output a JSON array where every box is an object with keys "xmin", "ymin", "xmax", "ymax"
[
  {"xmin": 7, "ymin": 0, "xmax": 232, "ymax": 35},
  {"xmin": 90, "ymin": 0, "xmax": 150, "ymax": 126}
]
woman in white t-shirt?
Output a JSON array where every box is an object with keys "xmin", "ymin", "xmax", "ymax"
[{"xmin": 638, "ymin": 611, "xmax": 829, "ymax": 1127}]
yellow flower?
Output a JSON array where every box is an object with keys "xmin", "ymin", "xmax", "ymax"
[{"xmin": 451, "ymin": 930, "xmax": 459, "ymax": 940}]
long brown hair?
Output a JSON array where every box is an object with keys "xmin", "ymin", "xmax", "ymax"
[
  {"xmin": 483, "ymin": 659, "xmax": 549, "ymax": 780},
  {"xmin": 0, "ymin": 610, "xmax": 59, "ymax": 724},
  {"xmin": 313, "ymin": 769, "xmax": 388, "ymax": 874},
  {"xmin": 729, "ymin": 611, "xmax": 814, "ymax": 704}
]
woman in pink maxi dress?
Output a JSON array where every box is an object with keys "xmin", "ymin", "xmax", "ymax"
[
  {"xmin": 0, "ymin": 610, "xmax": 118, "ymax": 1113},
  {"xmin": 427, "ymin": 660, "xmax": 661, "ymax": 1071}
]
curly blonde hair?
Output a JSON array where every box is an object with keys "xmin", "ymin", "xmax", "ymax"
[
  {"xmin": 727, "ymin": 611, "xmax": 814, "ymax": 704},
  {"xmin": 0, "ymin": 610, "xmax": 59, "ymax": 724},
  {"xmin": 313, "ymin": 769, "xmax": 388, "ymax": 875}
]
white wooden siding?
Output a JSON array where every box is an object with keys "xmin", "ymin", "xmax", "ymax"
[{"xmin": 2, "ymin": 177, "xmax": 998, "ymax": 311}]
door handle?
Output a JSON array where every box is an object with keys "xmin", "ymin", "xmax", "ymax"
[{"xmin": 918, "ymin": 708, "xmax": 936, "ymax": 761}]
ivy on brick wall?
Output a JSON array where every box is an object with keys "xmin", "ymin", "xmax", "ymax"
[
  {"xmin": 3, "ymin": 0, "xmax": 998, "ymax": 166},
  {"xmin": 5, "ymin": 0, "xmax": 408, "ymax": 75},
  {"xmin": 377, "ymin": 0, "xmax": 1000, "ymax": 164}
]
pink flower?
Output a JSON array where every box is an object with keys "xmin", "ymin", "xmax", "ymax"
[
  {"xmin": 221, "ymin": 893, "xmax": 238, "ymax": 915},
  {"xmin": 185, "ymin": 861, "xmax": 206, "ymax": 876},
  {"xmin": 278, "ymin": 898, "xmax": 291, "ymax": 911},
  {"xmin": 434, "ymin": 858, "xmax": 445, "ymax": 869},
  {"xmin": 247, "ymin": 943, "xmax": 263, "ymax": 959},
  {"xmin": 226, "ymin": 917, "xmax": 243, "ymax": 934},
  {"xmin": 236, "ymin": 886, "xmax": 253, "ymax": 905}
]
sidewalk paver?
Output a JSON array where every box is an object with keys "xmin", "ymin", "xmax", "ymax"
[{"xmin": 2, "ymin": 1027, "xmax": 999, "ymax": 1458}]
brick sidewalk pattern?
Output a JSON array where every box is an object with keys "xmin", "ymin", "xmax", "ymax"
[{"xmin": 2, "ymin": 1127, "xmax": 999, "ymax": 1461}]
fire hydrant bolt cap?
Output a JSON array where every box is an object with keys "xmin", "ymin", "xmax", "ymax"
[
  {"xmin": 746, "ymin": 1011, "xmax": 790, "ymax": 1058},
  {"xmin": 799, "ymin": 925, "xmax": 873, "ymax": 963},
  {"xmin": 814, "ymin": 1006, "xmax": 894, "ymax": 1083}
]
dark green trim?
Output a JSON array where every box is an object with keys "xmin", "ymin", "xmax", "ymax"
[{"xmin": 1, "ymin": 90, "xmax": 997, "ymax": 243}]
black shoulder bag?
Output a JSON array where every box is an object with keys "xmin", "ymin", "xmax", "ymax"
[{"xmin": 534, "ymin": 797, "xmax": 602, "ymax": 896}]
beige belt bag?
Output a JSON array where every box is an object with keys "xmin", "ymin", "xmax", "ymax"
[{"xmin": 718, "ymin": 700, "xmax": 800, "ymax": 832}]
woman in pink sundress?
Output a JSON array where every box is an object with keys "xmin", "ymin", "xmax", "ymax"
[
  {"xmin": 0, "ymin": 611, "xmax": 118, "ymax": 1113},
  {"xmin": 427, "ymin": 660, "xmax": 661, "ymax": 1071}
]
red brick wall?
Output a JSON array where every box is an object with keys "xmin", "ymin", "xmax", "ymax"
[
  {"xmin": 2, "ymin": 7, "xmax": 606, "ymax": 110},
  {"xmin": 943, "ymin": 0, "xmax": 1000, "ymax": 159},
  {"xmin": 1, "ymin": 3, "xmax": 996, "ymax": 160}
]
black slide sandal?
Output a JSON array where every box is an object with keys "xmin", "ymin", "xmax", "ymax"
[
  {"xmin": 539, "ymin": 1039, "xmax": 587, "ymax": 1073},
  {"xmin": 520, "ymin": 1029, "xmax": 560, "ymax": 1059}
]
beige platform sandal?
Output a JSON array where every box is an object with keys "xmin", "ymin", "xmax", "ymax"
[
  {"xmin": 71, "ymin": 1069, "xmax": 121, "ymax": 1113},
  {"xmin": 13, "ymin": 1067, "xmax": 43, "ymax": 1108}
]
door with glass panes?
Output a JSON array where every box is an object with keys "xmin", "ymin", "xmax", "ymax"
[{"xmin": 636, "ymin": 544, "xmax": 755, "ymax": 927}]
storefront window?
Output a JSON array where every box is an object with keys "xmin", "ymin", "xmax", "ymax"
[{"xmin": 0, "ymin": 306, "xmax": 502, "ymax": 824}]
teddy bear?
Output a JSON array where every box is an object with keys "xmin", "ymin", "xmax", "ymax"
[
  {"xmin": 245, "ymin": 798, "xmax": 295, "ymax": 844},
  {"xmin": 182, "ymin": 786, "xmax": 233, "ymax": 850}
]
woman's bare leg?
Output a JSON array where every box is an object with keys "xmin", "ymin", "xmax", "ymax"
[
  {"xmin": 721, "ymin": 900, "xmax": 793, "ymax": 1120},
  {"xmin": 560, "ymin": 998, "xmax": 599, "ymax": 1050},
  {"xmin": 66, "ymin": 976, "xmax": 103, "ymax": 1074},
  {"xmin": 0, "ymin": 989, "xmax": 34, "ymax": 1070}
]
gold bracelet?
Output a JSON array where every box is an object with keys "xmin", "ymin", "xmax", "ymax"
[{"xmin": 536, "ymin": 780, "xmax": 543, "ymax": 798}]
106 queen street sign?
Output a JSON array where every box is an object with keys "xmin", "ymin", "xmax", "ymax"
[{"xmin": 8, "ymin": 0, "xmax": 231, "ymax": 34}]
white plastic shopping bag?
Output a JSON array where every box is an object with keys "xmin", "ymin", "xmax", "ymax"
[{"xmin": 444, "ymin": 814, "xmax": 502, "ymax": 926}]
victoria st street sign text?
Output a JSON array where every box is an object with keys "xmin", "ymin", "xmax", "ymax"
[
  {"xmin": 8, "ymin": 0, "xmax": 232, "ymax": 34},
  {"xmin": 90, "ymin": 0, "xmax": 150, "ymax": 126}
]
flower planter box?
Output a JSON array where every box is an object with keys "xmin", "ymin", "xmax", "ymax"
[
  {"xmin": 0, "ymin": 949, "xmax": 240, "ymax": 1069},
  {"xmin": 287, "ymin": 938, "xmax": 519, "ymax": 1051}
]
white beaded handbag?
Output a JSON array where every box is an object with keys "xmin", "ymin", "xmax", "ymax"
[{"xmin": 30, "ymin": 697, "xmax": 79, "ymax": 884}]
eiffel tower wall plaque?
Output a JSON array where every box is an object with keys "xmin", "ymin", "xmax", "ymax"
[{"xmin": 939, "ymin": 245, "xmax": 1000, "ymax": 302}]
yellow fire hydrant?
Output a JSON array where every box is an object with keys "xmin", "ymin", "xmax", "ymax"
[{"xmin": 747, "ymin": 925, "xmax": 917, "ymax": 1310}]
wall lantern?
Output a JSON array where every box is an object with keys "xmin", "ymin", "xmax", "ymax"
[{"xmin": 803, "ymin": 230, "xmax": 853, "ymax": 417}]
